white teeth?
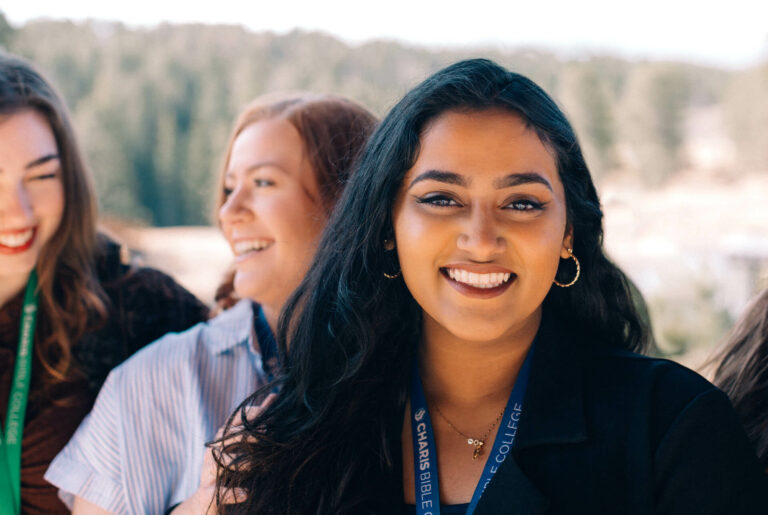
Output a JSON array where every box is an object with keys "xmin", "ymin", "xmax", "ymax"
[
  {"xmin": 0, "ymin": 229, "xmax": 34, "ymax": 248},
  {"xmin": 446, "ymin": 268, "xmax": 512, "ymax": 289},
  {"xmin": 233, "ymin": 239, "xmax": 272, "ymax": 255}
]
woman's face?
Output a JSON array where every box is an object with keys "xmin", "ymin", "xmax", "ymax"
[
  {"xmin": 218, "ymin": 117, "xmax": 326, "ymax": 311},
  {"xmin": 392, "ymin": 109, "xmax": 571, "ymax": 344},
  {"xmin": 0, "ymin": 109, "xmax": 65, "ymax": 284}
]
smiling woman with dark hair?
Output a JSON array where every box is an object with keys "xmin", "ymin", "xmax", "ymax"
[{"xmin": 213, "ymin": 59, "xmax": 767, "ymax": 514}]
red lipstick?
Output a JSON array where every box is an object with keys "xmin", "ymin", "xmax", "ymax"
[{"xmin": 0, "ymin": 227, "xmax": 37, "ymax": 255}]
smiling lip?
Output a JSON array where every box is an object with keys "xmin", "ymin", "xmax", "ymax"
[
  {"xmin": 440, "ymin": 264, "xmax": 516, "ymax": 299},
  {"xmin": 0, "ymin": 227, "xmax": 37, "ymax": 255},
  {"xmin": 231, "ymin": 237, "xmax": 275, "ymax": 262}
]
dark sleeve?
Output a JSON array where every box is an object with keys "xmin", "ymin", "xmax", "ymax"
[
  {"xmin": 75, "ymin": 266, "xmax": 209, "ymax": 396},
  {"xmin": 654, "ymin": 387, "xmax": 768, "ymax": 514},
  {"xmin": 113, "ymin": 266, "xmax": 210, "ymax": 355}
]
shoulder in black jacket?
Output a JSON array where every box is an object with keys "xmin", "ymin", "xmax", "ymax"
[
  {"xmin": 469, "ymin": 313, "xmax": 768, "ymax": 515},
  {"xmin": 73, "ymin": 235, "xmax": 210, "ymax": 397}
]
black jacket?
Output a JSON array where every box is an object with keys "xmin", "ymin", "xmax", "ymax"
[{"xmin": 395, "ymin": 315, "xmax": 768, "ymax": 514}]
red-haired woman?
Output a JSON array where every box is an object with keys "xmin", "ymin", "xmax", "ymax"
[{"xmin": 46, "ymin": 93, "xmax": 377, "ymax": 514}]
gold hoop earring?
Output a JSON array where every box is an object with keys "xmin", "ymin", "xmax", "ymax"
[
  {"xmin": 383, "ymin": 239, "xmax": 400, "ymax": 279},
  {"xmin": 554, "ymin": 248, "xmax": 580, "ymax": 288},
  {"xmin": 383, "ymin": 270, "xmax": 401, "ymax": 279}
]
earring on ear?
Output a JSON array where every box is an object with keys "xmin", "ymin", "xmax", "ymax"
[
  {"xmin": 553, "ymin": 247, "xmax": 580, "ymax": 288},
  {"xmin": 383, "ymin": 239, "xmax": 401, "ymax": 279}
]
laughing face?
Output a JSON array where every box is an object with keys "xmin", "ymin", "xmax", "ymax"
[
  {"xmin": 392, "ymin": 109, "xmax": 572, "ymax": 344},
  {"xmin": 218, "ymin": 117, "xmax": 326, "ymax": 315},
  {"xmin": 0, "ymin": 110, "xmax": 65, "ymax": 289}
]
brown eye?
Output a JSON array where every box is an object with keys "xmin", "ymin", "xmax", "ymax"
[
  {"xmin": 416, "ymin": 194, "xmax": 461, "ymax": 207},
  {"xmin": 504, "ymin": 199, "xmax": 543, "ymax": 211}
]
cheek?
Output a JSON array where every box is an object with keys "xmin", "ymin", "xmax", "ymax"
[
  {"xmin": 269, "ymin": 194, "xmax": 324, "ymax": 254},
  {"xmin": 513, "ymin": 216, "xmax": 568, "ymax": 280},
  {"xmin": 37, "ymin": 181, "xmax": 66, "ymax": 230},
  {"xmin": 394, "ymin": 207, "xmax": 457, "ymax": 307},
  {"xmin": 394, "ymin": 206, "xmax": 440, "ymax": 272}
]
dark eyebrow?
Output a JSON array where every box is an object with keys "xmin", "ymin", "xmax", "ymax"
[
  {"xmin": 493, "ymin": 172, "xmax": 553, "ymax": 192},
  {"xmin": 25, "ymin": 154, "xmax": 59, "ymax": 170},
  {"xmin": 408, "ymin": 170, "xmax": 467, "ymax": 189},
  {"xmin": 408, "ymin": 169, "xmax": 553, "ymax": 192}
]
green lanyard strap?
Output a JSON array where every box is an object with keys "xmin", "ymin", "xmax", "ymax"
[{"xmin": 0, "ymin": 271, "xmax": 39, "ymax": 515}]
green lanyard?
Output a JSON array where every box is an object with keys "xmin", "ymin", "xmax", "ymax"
[{"xmin": 0, "ymin": 271, "xmax": 38, "ymax": 515}]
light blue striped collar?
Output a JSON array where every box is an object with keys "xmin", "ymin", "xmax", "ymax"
[{"xmin": 205, "ymin": 299, "xmax": 256, "ymax": 355}]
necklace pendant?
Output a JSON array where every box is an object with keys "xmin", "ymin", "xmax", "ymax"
[{"xmin": 472, "ymin": 440, "xmax": 484, "ymax": 460}]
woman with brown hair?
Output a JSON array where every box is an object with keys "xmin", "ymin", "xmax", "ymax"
[
  {"xmin": 710, "ymin": 289, "xmax": 768, "ymax": 470},
  {"xmin": 45, "ymin": 92, "xmax": 377, "ymax": 514},
  {"xmin": 0, "ymin": 53, "xmax": 209, "ymax": 514}
]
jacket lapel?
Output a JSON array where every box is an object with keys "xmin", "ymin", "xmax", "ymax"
[
  {"xmin": 473, "ymin": 454, "xmax": 549, "ymax": 514},
  {"xmin": 515, "ymin": 313, "xmax": 588, "ymax": 448},
  {"xmin": 474, "ymin": 312, "xmax": 588, "ymax": 513}
]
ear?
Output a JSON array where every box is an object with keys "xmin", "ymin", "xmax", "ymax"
[{"xmin": 560, "ymin": 225, "xmax": 574, "ymax": 259}]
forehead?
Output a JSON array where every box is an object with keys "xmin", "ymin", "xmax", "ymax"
[
  {"xmin": 0, "ymin": 109, "xmax": 58, "ymax": 167},
  {"xmin": 226, "ymin": 117, "xmax": 306, "ymax": 176},
  {"xmin": 407, "ymin": 109, "xmax": 561, "ymax": 190}
]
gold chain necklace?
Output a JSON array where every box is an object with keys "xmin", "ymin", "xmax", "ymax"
[{"xmin": 433, "ymin": 405, "xmax": 505, "ymax": 460}]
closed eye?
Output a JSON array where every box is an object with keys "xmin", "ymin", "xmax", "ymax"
[{"xmin": 29, "ymin": 172, "xmax": 59, "ymax": 181}]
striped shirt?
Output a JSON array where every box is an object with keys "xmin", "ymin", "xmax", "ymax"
[{"xmin": 44, "ymin": 300, "xmax": 268, "ymax": 514}]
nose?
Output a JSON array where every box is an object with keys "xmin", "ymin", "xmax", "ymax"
[
  {"xmin": 456, "ymin": 206, "xmax": 506, "ymax": 260},
  {"xmin": 0, "ymin": 181, "xmax": 34, "ymax": 226},
  {"xmin": 218, "ymin": 184, "xmax": 254, "ymax": 226}
]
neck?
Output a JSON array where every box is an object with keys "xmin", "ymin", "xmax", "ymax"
[
  {"xmin": 0, "ymin": 273, "xmax": 29, "ymax": 311},
  {"xmin": 419, "ymin": 310, "xmax": 541, "ymax": 409},
  {"xmin": 258, "ymin": 302, "xmax": 279, "ymax": 335}
]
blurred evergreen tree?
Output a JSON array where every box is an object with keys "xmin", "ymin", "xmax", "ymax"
[
  {"xmin": 724, "ymin": 62, "xmax": 768, "ymax": 173},
  {"xmin": 0, "ymin": 11, "xmax": 14, "ymax": 49},
  {"xmin": 4, "ymin": 18, "xmax": 755, "ymax": 223}
]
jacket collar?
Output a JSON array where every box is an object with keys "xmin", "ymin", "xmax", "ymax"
[
  {"xmin": 516, "ymin": 310, "xmax": 588, "ymax": 449},
  {"xmin": 474, "ymin": 311, "xmax": 588, "ymax": 514}
]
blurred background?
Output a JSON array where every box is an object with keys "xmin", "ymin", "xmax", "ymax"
[{"xmin": 1, "ymin": 3, "xmax": 766, "ymax": 365}]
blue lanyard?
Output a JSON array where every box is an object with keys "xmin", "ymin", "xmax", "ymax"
[
  {"xmin": 252, "ymin": 303, "xmax": 278, "ymax": 383},
  {"xmin": 409, "ymin": 346, "xmax": 534, "ymax": 515}
]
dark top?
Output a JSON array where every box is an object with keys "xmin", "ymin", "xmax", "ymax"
[
  {"xmin": 404, "ymin": 503, "xmax": 469, "ymax": 514},
  {"xmin": 381, "ymin": 312, "xmax": 768, "ymax": 515},
  {"xmin": 0, "ymin": 238, "xmax": 208, "ymax": 514},
  {"xmin": 253, "ymin": 301, "xmax": 279, "ymax": 381}
]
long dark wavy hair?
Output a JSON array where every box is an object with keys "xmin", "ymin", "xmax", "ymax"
[
  {"xmin": 0, "ymin": 52, "xmax": 108, "ymax": 391},
  {"xmin": 215, "ymin": 58, "xmax": 653, "ymax": 513},
  {"xmin": 710, "ymin": 289, "xmax": 768, "ymax": 468}
]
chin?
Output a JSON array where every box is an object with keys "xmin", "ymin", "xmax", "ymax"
[
  {"xmin": 445, "ymin": 322, "xmax": 514, "ymax": 344},
  {"xmin": 232, "ymin": 273, "xmax": 266, "ymax": 302},
  {"xmin": 0, "ymin": 255, "xmax": 38, "ymax": 277}
]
